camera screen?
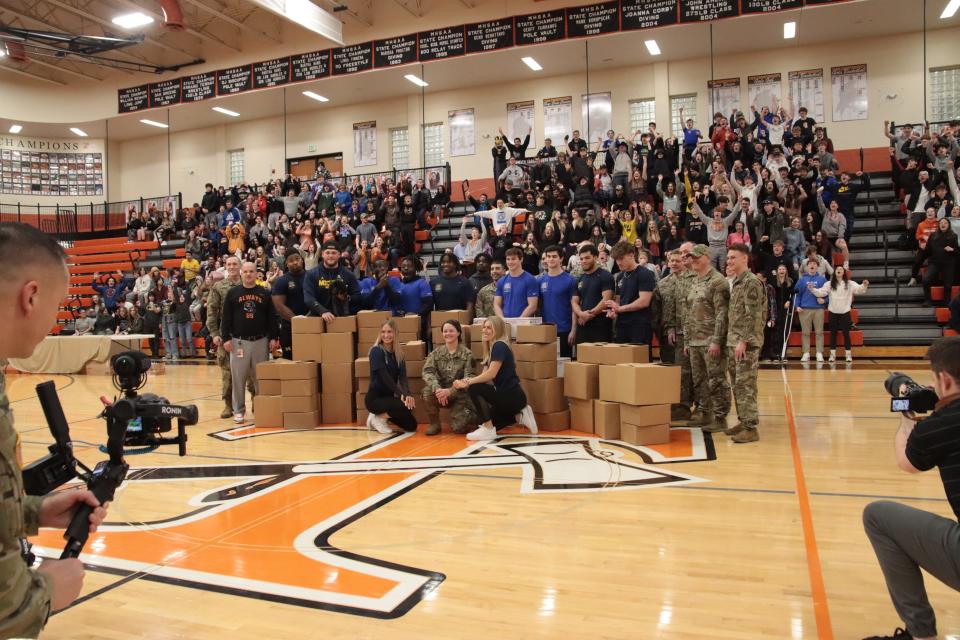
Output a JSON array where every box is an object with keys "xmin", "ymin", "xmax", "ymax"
[{"xmin": 891, "ymin": 398, "xmax": 911, "ymax": 412}]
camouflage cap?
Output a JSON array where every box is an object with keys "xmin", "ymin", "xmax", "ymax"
[{"xmin": 689, "ymin": 244, "xmax": 710, "ymax": 259}]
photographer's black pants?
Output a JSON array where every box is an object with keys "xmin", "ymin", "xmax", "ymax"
[{"xmin": 864, "ymin": 500, "xmax": 960, "ymax": 638}]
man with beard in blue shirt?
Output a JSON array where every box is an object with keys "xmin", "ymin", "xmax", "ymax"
[
  {"xmin": 572, "ymin": 243, "xmax": 615, "ymax": 346},
  {"xmin": 358, "ymin": 259, "xmax": 401, "ymax": 313},
  {"xmin": 538, "ymin": 245, "xmax": 577, "ymax": 358},
  {"xmin": 495, "ymin": 247, "xmax": 539, "ymax": 318},
  {"xmin": 431, "ymin": 253, "xmax": 475, "ymax": 316},
  {"xmin": 606, "ymin": 242, "xmax": 656, "ymax": 345},
  {"xmin": 270, "ymin": 248, "xmax": 308, "ymax": 359},
  {"xmin": 303, "ymin": 241, "xmax": 361, "ymax": 320}
]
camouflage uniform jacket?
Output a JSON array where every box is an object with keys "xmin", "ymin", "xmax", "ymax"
[
  {"xmin": 205, "ymin": 276, "xmax": 241, "ymax": 338},
  {"xmin": 0, "ymin": 368, "xmax": 52, "ymax": 638},
  {"xmin": 683, "ymin": 269, "xmax": 730, "ymax": 348},
  {"xmin": 727, "ymin": 270, "xmax": 767, "ymax": 348},
  {"xmin": 655, "ymin": 273, "xmax": 677, "ymax": 334},
  {"xmin": 673, "ymin": 271, "xmax": 697, "ymax": 336},
  {"xmin": 422, "ymin": 345, "xmax": 474, "ymax": 397},
  {"xmin": 475, "ymin": 282, "xmax": 497, "ymax": 320}
]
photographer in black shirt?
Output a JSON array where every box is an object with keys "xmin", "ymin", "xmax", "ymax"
[{"xmin": 863, "ymin": 337, "xmax": 960, "ymax": 640}]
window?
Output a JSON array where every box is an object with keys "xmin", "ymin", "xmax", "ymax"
[
  {"xmin": 390, "ymin": 127, "xmax": 409, "ymax": 170},
  {"xmin": 629, "ymin": 98, "xmax": 656, "ymax": 135},
  {"xmin": 228, "ymin": 148, "xmax": 244, "ymax": 185},
  {"xmin": 930, "ymin": 66, "xmax": 960, "ymax": 123},
  {"xmin": 670, "ymin": 95, "xmax": 697, "ymax": 137},
  {"xmin": 422, "ymin": 122, "xmax": 443, "ymax": 167}
]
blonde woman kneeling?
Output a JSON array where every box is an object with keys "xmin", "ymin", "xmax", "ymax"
[
  {"xmin": 452, "ymin": 316, "xmax": 538, "ymax": 441},
  {"xmin": 365, "ymin": 319, "xmax": 417, "ymax": 434}
]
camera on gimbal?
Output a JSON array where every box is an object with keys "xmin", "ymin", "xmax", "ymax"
[
  {"xmin": 111, "ymin": 350, "xmax": 199, "ymax": 454},
  {"xmin": 885, "ymin": 372, "xmax": 940, "ymax": 415}
]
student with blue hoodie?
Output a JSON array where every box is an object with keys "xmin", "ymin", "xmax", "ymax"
[{"xmin": 794, "ymin": 258, "xmax": 829, "ymax": 362}]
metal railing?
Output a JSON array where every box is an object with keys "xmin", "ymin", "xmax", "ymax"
[
  {"xmin": 893, "ymin": 268, "xmax": 901, "ymax": 322},
  {"xmin": 883, "ymin": 230, "xmax": 890, "ymax": 280},
  {"xmin": 286, "ymin": 163, "xmax": 452, "ymax": 198},
  {"xmin": 0, "ymin": 193, "xmax": 182, "ymax": 239}
]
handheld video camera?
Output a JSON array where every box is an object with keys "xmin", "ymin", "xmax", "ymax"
[
  {"xmin": 110, "ymin": 350, "xmax": 199, "ymax": 455},
  {"xmin": 885, "ymin": 372, "xmax": 939, "ymax": 415}
]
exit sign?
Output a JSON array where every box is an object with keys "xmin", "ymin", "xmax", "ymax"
[{"xmin": 307, "ymin": 144, "xmax": 317, "ymax": 153}]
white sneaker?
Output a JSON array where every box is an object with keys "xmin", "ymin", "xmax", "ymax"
[
  {"xmin": 816, "ymin": 352, "xmax": 824, "ymax": 363},
  {"xmin": 518, "ymin": 405, "xmax": 538, "ymax": 434},
  {"xmin": 372, "ymin": 414, "xmax": 394, "ymax": 434},
  {"xmin": 907, "ymin": 278, "xmax": 917, "ymax": 287},
  {"xmin": 828, "ymin": 350, "xmax": 836, "ymax": 363},
  {"xmin": 233, "ymin": 413, "xmax": 245, "ymax": 424},
  {"xmin": 800, "ymin": 353, "xmax": 810, "ymax": 363},
  {"xmin": 466, "ymin": 425, "xmax": 497, "ymax": 441},
  {"xmin": 846, "ymin": 352, "xmax": 853, "ymax": 363}
]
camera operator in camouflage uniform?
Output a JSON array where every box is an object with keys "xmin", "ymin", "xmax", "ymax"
[
  {"xmin": 421, "ymin": 320, "xmax": 477, "ymax": 436},
  {"xmin": 0, "ymin": 223, "xmax": 109, "ymax": 637}
]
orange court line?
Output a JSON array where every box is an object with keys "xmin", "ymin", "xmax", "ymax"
[{"xmin": 784, "ymin": 391, "xmax": 834, "ymax": 640}]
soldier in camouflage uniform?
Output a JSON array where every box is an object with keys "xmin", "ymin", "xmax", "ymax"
[
  {"xmin": 657, "ymin": 249, "xmax": 693, "ymax": 420},
  {"xmin": 421, "ymin": 321, "xmax": 478, "ymax": 436},
  {"xmin": 723, "ymin": 244, "xmax": 767, "ymax": 443},
  {"xmin": 0, "ymin": 223, "xmax": 108, "ymax": 635},
  {"xmin": 206, "ymin": 255, "xmax": 254, "ymax": 419},
  {"xmin": 683, "ymin": 244, "xmax": 731, "ymax": 433},
  {"xmin": 474, "ymin": 257, "xmax": 504, "ymax": 319}
]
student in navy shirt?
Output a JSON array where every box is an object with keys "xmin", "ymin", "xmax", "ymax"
[
  {"xmin": 365, "ymin": 319, "xmax": 417, "ymax": 434},
  {"xmin": 572, "ymin": 243, "xmax": 615, "ymax": 345},
  {"xmin": 538, "ymin": 244, "xmax": 577, "ymax": 358},
  {"xmin": 431, "ymin": 253, "xmax": 475, "ymax": 315},
  {"xmin": 453, "ymin": 316, "xmax": 537, "ymax": 441},
  {"xmin": 357, "ymin": 259, "xmax": 400, "ymax": 312},
  {"xmin": 394, "ymin": 255, "xmax": 432, "ymax": 341},
  {"xmin": 270, "ymin": 248, "xmax": 307, "ymax": 359},
  {"xmin": 606, "ymin": 242, "xmax": 656, "ymax": 345},
  {"xmin": 495, "ymin": 247, "xmax": 539, "ymax": 318}
]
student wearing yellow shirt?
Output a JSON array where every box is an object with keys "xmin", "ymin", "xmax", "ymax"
[{"xmin": 180, "ymin": 250, "xmax": 201, "ymax": 282}]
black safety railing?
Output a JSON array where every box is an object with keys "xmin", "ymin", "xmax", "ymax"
[
  {"xmin": 893, "ymin": 268, "xmax": 901, "ymax": 322},
  {"xmin": 289, "ymin": 163, "xmax": 452, "ymax": 198},
  {"xmin": 883, "ymin": 230, "xmax": 890, "ymax": 280}
]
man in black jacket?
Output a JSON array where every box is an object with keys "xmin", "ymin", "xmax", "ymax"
[
  {"xmin": 303, "ymin": 241, "xmax": 361, "ymax": 321},
  {"xmin": 201, "ymin": 183, "xmax": 218, "ymax": 214},
  {"xmin": 500, "ymin": 127, "xmax": 530, "ymax": 160}
]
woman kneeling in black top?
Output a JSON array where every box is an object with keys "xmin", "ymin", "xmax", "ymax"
[
  {"xmin": 453, "ymin": 316, "xmax": 538, "ymax": 441},
  {"xmin": 366, "ymin": 319, "xmax": 417, "ymax": 434}
]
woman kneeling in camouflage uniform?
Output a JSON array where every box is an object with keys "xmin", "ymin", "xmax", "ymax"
[{"xmin": 421, "ymin": 320, "xmax": 478, "ymax": 436}]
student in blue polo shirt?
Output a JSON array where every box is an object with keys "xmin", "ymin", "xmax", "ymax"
[
  {"xmin": 358, "ymin": 259, "xmax": 401, "ymax": 313},
  {"xmin": 394, "ymin": 255, "xmax": 433, "ymax": 321},
  {"xmin": 538, "ymin": 244, "xmax": 577, "ymax": 358},
  {"xmin": 495, "ymin": 247, "xmax": 539, "ymax": 318}
]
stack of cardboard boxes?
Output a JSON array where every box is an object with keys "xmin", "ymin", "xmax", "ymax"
[
  {"xmin": 564, "ymin": 343, "xmax": 676, "ymax": 445},
  {"xmin": 514, "ymin": 324, "xmax": 569, "ymax": 431},
  {"xmin": 253, "ymin": 360, "xmax": 320, "ymax": 428}
]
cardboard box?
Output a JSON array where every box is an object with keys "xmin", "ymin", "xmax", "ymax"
[
  {"xmin": 462, "ymin": 324, "xmax": 481, "ymax": 343},
  {"xmin": 321, "ymin": 362, "xmax": 354, "ymax": 395},
  {"xmin": 283, "ymin": 395, "xmax": 318, "ymax": 412},
  {"xmin": 431, "ymin": 327, "xmax": 444, "ymax": 347},
  {"xmin": 568, "ymin": 398, "xmax": 594, "ymax": 433},
  {"xmin": 412, "ymin": 402, "xmax": 429, "ymax": 423},
  {"xmin": 357, "ymin": 310, "xmax": 391, "ymax": 328},
  {"xmin": 471, "ymin": 341, "xmax": 486, "ymax": 359},
  {"xmin": 325, "ymin": 315, "xmax": 357, "ymax": 333},
  {"xmin": 620, "ymin": 403, "xmax": 671, "ymax": 427},
  {"xmin": 292, "ymin": 316, "xmax": 325, "ymax": 334},
  {"xmin": 520, "ymin": 378, "xmax": 567, "ymax": 414},
  {"xmin": 259, "ymin": 379, "xmax": 282, "ymax": 396},
  {"xmin": 283, "ymin": 410, "xmax": 320, "ymax": 429},
  {"xmin": 516, "ymin": 359, "xmax": 557, "ymax": 380},
  {"xmin": 402, "ymin": 340, "xmax": 426, "ymax": 360},
  {"xmin": 356, "ymin": 408, "xmax": 369, "ymax": 425},
  {"xmin": 620, "ymin": 423, "xmax": 671, "ymax": 446},
  {"xmin": 406, "ymin": 360, "xmax": 424, "ymax": 378},
  {"xmin": 398, "ymin": 332, "xmax": 419, "ymax": 344},
  {"xmin": 599, "ymin": 363, "xmax": 680, "ymax": 405},
  {"xmin": 355, "ymin": 391, "xmax": 366, "ymax": 407},
  {"xmin": 593, "ymin": 400, "xmax": 621, "ymax": 439},
  {"xmin": 281, "ymin": 378, "xmax": 318, "ymax": 397},
  {"xmin": 354, "ymin": 357, "xmax": 370, "ymax": 378},
  {"xmin": 563, "ymin": 362, "xmax": 599, "ymax": 399},
  {"xmin": 256, "ymin": 359, "xmax": 318, "ymax": 380},
  {"xmin": 431, "ymin": 309, "xmax": 472, "ymax": 327},
  {"xmin": 534, "ymin": 409, "xmax": 569, "ymax": 432},
  {"xmin": 577, "ymin": 342, "xmax": 650, "ymax": 365},
  {"xmin": 322, "ymin": 393, "xmax": 354, "ymax": 424},
  {"xmin": 358, "ymin": 326, "xmax": 381, "ymax": 344},
  {"xmin": 394, "ymin": 315, "xmax": 421, "ymax": 335},
  {"xmin": 408, "ymin": 378, "xmax": 426, "ymax": 394},
  {"xmin": 355, "ymin": 377, "xmax": 370, "ymax": 392},
  {"xmin": 512, "ymin": 342, "xmax": 555, "ymax": 362},
  {"xmin": 319, "ymin": 333, "xmax": 355, "ymax": 363},
  {"xmin": 358, "ymin": 342, "xmax": 375, "ymax": 358},
  {"xmin": 292, "ymin": 334, "xmax": 323, "ymax": 362},
  {"xmin": 253, "ymin": 395, "xmax": 284, "ymax": 427},
  {"xmin": 515, "ymin": 324, "xmax": 557, "ymax": 344}
]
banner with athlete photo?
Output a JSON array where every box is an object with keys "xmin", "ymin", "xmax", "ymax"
[
  {"xmin": 708, "ymin": 78, "xmax": 741, "ymax": 118},
  {"xmin": 506, "ymin": 101, "xmax": 536, "ymax": 148},
  {"xmin": 788, "ymin": 68, "xmax": 825, "ymax": 124},
  {"xmin": 352, "ymin": 121, "xmax": 377, "ymax": 167},
  {"xmin": 448, "ymin": 108, "xmax": 476, "ymax": 157},
  {"xmin": 831, "ymin": 64, "xmax": 868, "ymax": 121},
  {"xmin": 543, "ymin": 96, "xmax": 572, "ymax": 146}
]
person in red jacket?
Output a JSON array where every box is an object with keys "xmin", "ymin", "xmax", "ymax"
[{"xmin": 909, "ymin": 207, "xmax": 941, "ymax": 287}]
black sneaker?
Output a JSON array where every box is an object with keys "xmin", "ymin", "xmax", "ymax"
[{"xmin": 862, "ymin": 628, "xmax": 912, "ymax": 640}]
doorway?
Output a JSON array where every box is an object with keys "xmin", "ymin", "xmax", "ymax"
[{"xmin": 287, "ymin": 153, "xmax": 343, "ymax": 180}]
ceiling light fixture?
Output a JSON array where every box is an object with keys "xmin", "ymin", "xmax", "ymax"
[
  {"xmin": 70, "ymin": 128, "xmax": 88, "ymax": 137},
  {"xmin": 140, "ymin": 119, "xmax": 168, "ymax": 128},
  {"xmin": 784, "ymin": 21, "xmax": 797, "ymax": 39},
  {"xmin": 303, "ymin": 91, "xmax": 329, "ymax": 102},
  {"xmin": 111, "ymin": 12, "xmax": 154, "ymax": 28},
  {"xmin": 212, "ymin": 106, "xmax": 240, "ymax": 117},
  {"xmin": 521, "ymin": 56, "xmax": 542, "ymax": 71},
  {"xmin": 9, "ymin": 125, "xmax": 22, "ymax": 134},
  {"xmin": 942, "ymin": 0, "xmax": 960, "ymax": 18},
  {"xmin": 644, "ymin": 40, "xmax": 661, "ymax": 56},
  {"xmin": 404, "ymin": 74, "xmax": 428, "ymax": 87}
]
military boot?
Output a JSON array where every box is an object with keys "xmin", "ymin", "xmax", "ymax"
[
  {"xmin": 670, "ymin": 404, "xmax": 692, "ymax": 422},
  {"xmin": 426, "ymin": 423, "xmax": 442, "ymax": 436},
  {"xmin": 688, "ymin": 409, "xmax": 710, "ymax": 426},
  {"xmin": 701, "ymin": 416, "xmax": 727, "ymax": 433},
  {"xmin": 731, "ymin": 427, "xmax": 759, "ymax": 443},
  {"xmin": 220, "ymin": 405, "xmax": 233, "ymax": 419},
  {"xmin": 724, "ymin": 422, "xmax": 745, "ymax": 436}
]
